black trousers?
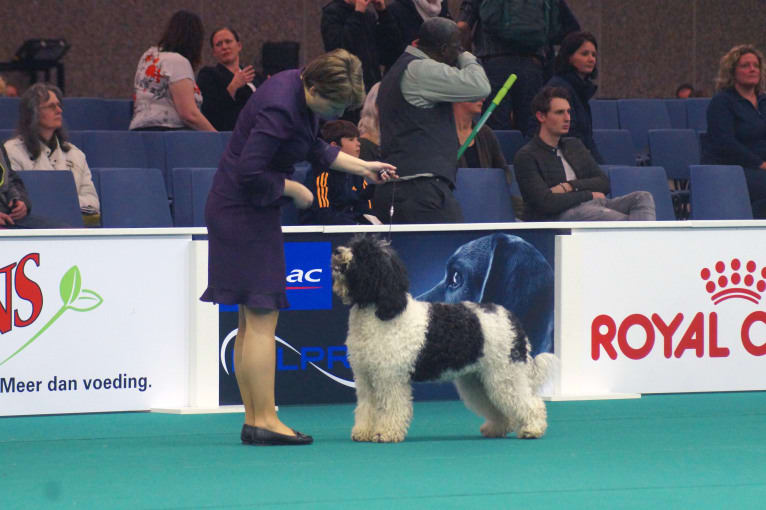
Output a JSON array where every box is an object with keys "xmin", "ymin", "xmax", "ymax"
[{"xmin": 372, "ymin": 177, "xmax": 463, "ymax": 224}]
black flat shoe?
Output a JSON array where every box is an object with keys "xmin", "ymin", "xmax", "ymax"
[{"xmin": 241, "ymin": 424, "xmax": 313, "ymax": 446}]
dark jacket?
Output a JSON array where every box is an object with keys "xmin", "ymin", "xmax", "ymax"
[
  {"xmin": 299, "ymin": 166, "xmax": 374, "ymax": 225},
  {"xmin": 546, "ymin": 71, "xmax": 603, "ymax": 163},
  {"xmin": 458, "ymin": 125, "xmax": 512, "ymax": 184},
  {"xmin": 388, "ymin": 0, "xmax": 453, "ymax": 63},
  {"xmin": 321, "ymin": 0, "xmax": 399, "ymax": 89},
  {"xmin": 0, "ymin": 145, "xmax": 31, "ymax": 215},
  {"xmin": 197, "ymin": 64, "xmax": 254, "ymax": 131},
  {"xmin": 706, "ymin": 87, "xmax": 766, "ymax": 169},
  {"xmin": 514, "ymin": 135, "xmax": 609, "ymax": 220}
]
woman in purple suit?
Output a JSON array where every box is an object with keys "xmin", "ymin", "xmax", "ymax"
[{"xmin": 201, "ymin": 49, "xmax": 396, "ymax": 446}]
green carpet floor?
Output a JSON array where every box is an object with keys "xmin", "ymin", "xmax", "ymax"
[{"xmin": 2, "ymin": 393, "xmax": 765, "ymax": 509}]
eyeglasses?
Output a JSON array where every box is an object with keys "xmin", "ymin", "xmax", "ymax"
[{"xmin": 40, "ymin": 102, "xmax": 62, "ymax": 111}]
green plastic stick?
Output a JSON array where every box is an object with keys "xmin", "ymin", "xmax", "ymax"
[{"xmin": 457, "ymin": 73, "xmax": 517, "ymax": 160}]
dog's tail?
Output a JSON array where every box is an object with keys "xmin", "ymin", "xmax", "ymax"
[{"xmin": 529, "ymin": 352, "xmax": 554, "ymax": 391}]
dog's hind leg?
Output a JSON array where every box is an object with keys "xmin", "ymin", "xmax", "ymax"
[
  {"xmin": 481, "ymin": 363, "xmax": 548, "ymax": 439},
  {"xmin": 455, "ymin": 373, "xmax": 512, "ymax": 438},
  {"xmin": 351, "ymin": 371, "xmax": 375, "ymax": 442}
]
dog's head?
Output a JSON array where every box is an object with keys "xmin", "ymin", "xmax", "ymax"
[{"xmin": 331, "ymin": 235, "xmax": 409, "ymax": 320}]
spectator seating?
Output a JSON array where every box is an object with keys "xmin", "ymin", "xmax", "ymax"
[
  {"xmin": 493, "ymin": 130, "xmax": 525, "ymax": 164},
  {"xmin": 663, "ymin": 99, "xmax": 688, "ymax": 129},
  {"xmin": 593, "ymin": 129, "xmax": 636, "ymax": 166},
  {"xmin": 648, "ymin": 129, "xmax": 700, "ymax": 181},
  {"xmin": 689, "ymin": 165, "xmax": 753, "ymax": 220},
  {"xmin": 62, "ymin": 98, "xmax": 133, "ymax": 130},
  {"xmin": 164, "ymin": 132, "xmax": 227, "ymax": 197},
  {"xmin": 589, "ymin": 99, "xmax": 619, "ymax": 130},
  {"xmin": 92, "ymin": 167, "xmax": 172, "ymax": 227},
  {"xmin": 454, "ymin": 168, "xmax": 515, "ymax": 222},
  {"xmin": 0, "ymin": 129, "xmax": 14, "ymax": 143},
  {"xmin": 607, "ymin": 166, "xmax": 676, "ymax": 221},
  {"xmin": 18, "ymin": 170, "xmax": 84, "ymax": 227},
  {"xmin": 617, "ymin": 99, "xmax": 672, "ymax": 157},
  {"xmin": 80, "ymin": 130, "xmax": 149, "ymax": 168},
  {"xmin": 0, "ymin": 97, "xmax": 20, "ymax": 129},
  {"xmin": 171, "ymin": 167, "xmax": 215, "ymax": 227},
  {"xmin": 685, "ymin": 98, "xmax": 711, "ymax": 132}
]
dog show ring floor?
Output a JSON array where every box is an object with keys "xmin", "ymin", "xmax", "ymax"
[{"xmin": 2, "ymin": 392, "xmax": 765, "ymax": 509}]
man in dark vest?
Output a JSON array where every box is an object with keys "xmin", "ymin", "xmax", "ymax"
[{"xmin": 373, "ymin": 17, "xmax": 490, "ymax": 224}]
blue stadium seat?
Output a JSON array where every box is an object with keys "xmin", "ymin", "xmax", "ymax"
[
  {"xmin": 66, "ymin": 131, "xmax": 85, "ymax": 149},
  {"xmin": 17, "ymin": 170, "xmax": 84, "ymax": 227},
  {"xmin": 292, "ymin": 161, "xmax": 311, "ymax": 184},
  {"xmin": 164, "ymin": 132, "xmax": 226, "ymax": 197},
  {"xmin": 454, "ymin": 168, "xmax": 515, "ymax": 222},
  {"xmin": 607, "ymin": 166, "xmax": 675, "ymax": 221},
  {"xmin": 0, "ymin": 97, "xmax": 20, "ymax": 129},
  {"xmin": 648, "ymin": 129, "xmax": 699, "ymax": 180},
  {"xmin": 589, "ymin": 99, "xmax": 619, "ymax": 129},
  {"xmin": 690, "ymin": 165, "xmax": 753, "ymax": 220},
  {"xmin": 592, "ymin": 129, "xmax": 636, "ymax": 166},
  {"xmin": 493, "ymin": 130, "xmax": 525, "ymax": 163},
  {"xmin": 171, "ymin": 167, "xmax": 216, "ymax": 227},
  {"xmin": 103, "ymin": 99, "xmax": 133, "ymax": 130},
  {"xmin": 663, "ymin": 99, "xmax": 688, "ymax": 129},
  {"xmin": 0, "ymin": 129, "xmax": 15, "ymax": 143},
  {"xmin": 79, "ymin": 130, "xmax": 149, "ymax": 168},
  {"xmin": 685, "ymin": 98, "xmax": 711, "ymax": 132},
  {"xmin": 93, "ymin": 167, "xmax": 172, "ymax": 227},
  {"xmin": 617, "ymin": 99, "xmax": 672, "ymax": 156},
  {"xmin": 63, "ymin": 98, "xmax": 111, "ymax": 131}
]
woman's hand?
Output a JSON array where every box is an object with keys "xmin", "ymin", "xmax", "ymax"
[
  {"xmin": 230, "ymin": 65, "xmax": 256, "ymax": 92},
  {"xmin": 284, "ymin": 180, "xmax": 314, "ymax": 209},
  {"xmin": 363, "ymin": 162, "xmax": 398, "ymax": 184}
]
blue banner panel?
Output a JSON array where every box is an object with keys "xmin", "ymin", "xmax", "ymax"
[{"xmin": 219, "ymin": 230, "xmax": 563, "ymax": 406}]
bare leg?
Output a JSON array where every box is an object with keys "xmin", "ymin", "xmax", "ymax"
[{"xmin": 235, "ymin": 305, "xmax": 296, "ymax": 437}]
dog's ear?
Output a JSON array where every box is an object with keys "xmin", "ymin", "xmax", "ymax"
[
  {"xmin": 345, "ymin": 236, "xmax": 409, "ymax": 320},
  {"xmin": 479, "ymin": 233, "xmax": 554, "ymax": 355}
]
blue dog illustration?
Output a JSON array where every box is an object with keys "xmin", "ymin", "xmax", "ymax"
[{"xmin": 418, "ymin": 233, "xmax": 554, "ymax": 355}]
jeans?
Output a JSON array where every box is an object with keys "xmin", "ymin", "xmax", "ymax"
[{"xmin": 556, "ymin": 191, "xmax": 656, "ymax": 221}]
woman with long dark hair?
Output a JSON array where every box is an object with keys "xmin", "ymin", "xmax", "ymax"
[
  {"xmin": 545, "ymin": 31, "xmax": 602, "ymax": 163},
  {"xmin": 129, "ymin": 10, "xmax": 215, "ymax": 131}
]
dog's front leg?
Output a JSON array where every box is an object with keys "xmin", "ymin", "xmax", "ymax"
[
  {"xmin": 368, "ymin": 378, "xmax": 412, "ymax": 443},
  {"xmin": 351, "ymin": 371, "xmax": 375, "ymax": 442}
]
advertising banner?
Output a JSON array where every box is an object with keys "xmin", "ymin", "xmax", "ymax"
[
  {"xmin": 219, "ymin": 229, "xmax": 562, "ymax": 405},
  {"xmin": 559, "ymin": 229, "xmax": 766, "ymax": 395},
  {"xmin": 0, "ymin": 237, "xmax": 189, "ymax": 416}
]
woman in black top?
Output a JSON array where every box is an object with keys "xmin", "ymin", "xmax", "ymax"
[
  {"xmin": 707, "ymin": 44, "xmax": 766, "ymax": 218},
  {"xmin": 545, "ymin": 31, "xmax": 603, "ymax": 163},
  {"xmin": 197, "ymin": 27, "xmax": 256, "ymax": 131}
]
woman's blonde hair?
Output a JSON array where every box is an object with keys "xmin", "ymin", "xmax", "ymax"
[
  {"xmin": 715, "ymin": 44, "xmax": 766, "ymax": 93},
  {"xmin": 357, "ymin": 82, "xmax": 380, "ymax": 141},
  {"xmin": 302, "ymin": 49, "xmax": 365, "ymax": 110}
]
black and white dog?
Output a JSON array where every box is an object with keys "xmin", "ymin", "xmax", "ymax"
[{"xmin": 332, "ymin": 235, "xmax": 552, "ymax": 443}]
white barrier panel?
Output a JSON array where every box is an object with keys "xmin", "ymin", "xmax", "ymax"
[
  {"xmin": 556, "ymin": 228, "xmax": 766, "ymax": 397},
  {"xmin": 0, "ymin": 235, "xmax": 190, "ymax": 415}
]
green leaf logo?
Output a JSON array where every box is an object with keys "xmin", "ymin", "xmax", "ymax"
[{"xmin": 0, "ymin": 265, "xmax": 103, "ymax": 366}]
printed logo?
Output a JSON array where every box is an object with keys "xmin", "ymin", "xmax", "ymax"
[
  {"xmin": 591, "ymin": 258, "xmax": 766, "ymax": 361},
  {"xmin": 219, "ymin": 329, "xmax": 354, "ymax": 388},
  {"xmin": 700, "ymin": 259, "xmax": 766, "ymax": 305},
  {"xmin": 1, "ymin": 263, "xmax": 103, "ymax": 366}
]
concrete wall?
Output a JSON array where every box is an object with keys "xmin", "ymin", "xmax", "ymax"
[{"xmin": 0, "ymin": 0, "xmax": 763, "ymax": 99}]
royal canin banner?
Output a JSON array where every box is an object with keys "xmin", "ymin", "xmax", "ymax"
[{"xmin": 557, "ymin": 229, "xmax": 766, "ymax": 396}]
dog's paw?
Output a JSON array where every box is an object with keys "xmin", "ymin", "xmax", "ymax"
[
  {"xmin": 480, "ymin": 420, "xmax": 510, "ymax": 438},
  {"xmin": 370, "ymin": 430, "xmax": 406, "ymax": 443},
  {"xmin": 351, "ymin": 427, "xmax": 373, "ymax": 442},
  {"xmin": 516, "ymin": 421, "xmax": 547, "ymax": 439}
]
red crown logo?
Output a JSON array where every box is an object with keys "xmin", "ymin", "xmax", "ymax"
[{"xmin": 700, "ymin": 259, "xmax": 766, "ymax": 305}]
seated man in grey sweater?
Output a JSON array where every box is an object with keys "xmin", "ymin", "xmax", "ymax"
[{"xmin": 514, "ymin": 86, "xmax": 655, "ymax": 221}]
